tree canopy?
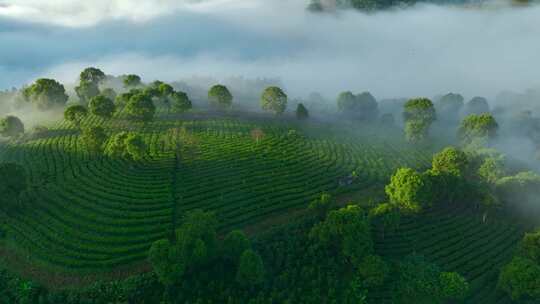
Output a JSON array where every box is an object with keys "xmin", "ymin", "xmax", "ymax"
[
  {"xmin": 337, "ymin": 91, "xmax": 378, "ymax": 120},
  {"xmin": 385, "ymin": 168, "xmax": 434, "ymax": 213},
  {"xmin": 436, "ymin": 93, "xmax": 464, "ymax": 122},
  {"xmin": 89, "ymin": 95, "xmax": 116, "ymax": 119},
  {"xmin": 208, "ymin": 85, "xmax": 233, "ymax": 108},
  {"xmin": 261, "ymin": 86, "xmax": 287, "ymax": 115},
  {"xmin": 236, "ymin": 249, "xmax": 265, "ymax": 288},
  {"xmin": 403, "ymin": 98, "xmax": 436, "ymax": 142},
  {"xmin": 64, "ymin": 105, "xmax": 88, "ymax": 128},
  {"xmin": 465, "ymin": 96, "xmax": 490, "ymax": 115},
  {"xmin": 22, "ymin": 78, "xmax": 69, "ymax": 109},
  {"xmin": 458, "ymin": 113, "xmax": 498, "ymax": 146},
  {"xmin": 0, "ymin": 116, "xmax": 24, "ymax": 137},
  {"xmin": 123, "ymin": 74, "xmax": 142, "ymax": 88},
  {"xmin": 81, "ymin": 126, "xmax": 108, "ymax": 154},
  {"xmin": 125, "ymin": 93, "xmax": 156, "ymax": 122},
  {"xmin": 170, "ymin": 91, "xmax": 192, "ymax": 113}
]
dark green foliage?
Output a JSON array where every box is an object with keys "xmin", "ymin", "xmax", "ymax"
[
  {"xmin": 260, "ymin": 86, "xmax": 287, "ymax": 115},
  {"xmin": 89, "ymin": 95, "xmax": 116, "ymax": 119},
  {"xmin": 115, "ymin": 89, "xmax": 141, "ymax": 107},
  {"xmin": 369, "ymin": 202, "xmax": 401, "ymax": 238},
  {"xmin": 337, "ymin": 91, "xmax": 378, "ymax": 120},
  {"xmin": 81, "ymin": 126, "xmax": 107, "ymax": 154},
  {"xmin": 223, "ymin": 230, "xmax": 251, "ymax": 264},
  {"xmin": 478, "ymin": 155, "xmax": 505, "ymax": 184},
  {"xmin": 125, "ymin": 93, "xmax": 156, "ymax": 121},
  {"xmin": 149, "ymin": 210, "xmax": 218, "ymax": 286},
  {"xmin": 296, "ymin": 103, "xmax": 309, "ymax": 120},
  {"xmin": 358, "ymin": 255, "xmax": 388, "ymax": 288},
  {"xmin": 236, "ymin": 249, "xmax": 265, "ymax": 288},
  {"xmin": 158, "ymin": 83, "xmax": 174, "ymax": 97},
  {"xmin": 123, "ymin": 74, "xmax": 142, "ymax": 88},
  {"xmin": 466, "ymin": 96, "xmax": 490, "ymax": 115},
  {"xmin": 458, "ymin": 113, "xmax": 499, "ymax": 146},
  {"xmin": 79, "ymin": 67, "xmax": 106, "ymax": 85},
  {"xmin": 22, "ymin": 78, "xmax": 69, "ymax": 109},
  {"xmin": 170, "ymin": 91, "xmax": 192, "ymax": 113},
  {"xmin": 436, "ymin": 92, "xmax": 464, "ymax": 122},
  {"xmin": 75, "ymin": 81, "xmax": 100, "ymax": 104},
  {"xmin": 310, "ymin": 205, "xmax": 373, "ymax": 267},
  {"xmin": 403, "ymin": 98, "xmax": 436, "ymax": 142},
  {"xmin": 209, "ymin": 84, "xmax": 233, "ymax": 108},
  {"xmin": 105, "ymin": 132, "xmax": 147, "ymax": 161},
  {"xmin": 519, "ymin": 229, "xmax": 540, "ymax": 264},
  {"xmin": 439, "ymin": 271, "xmax": 470, "ymax": 301},
  {"xmin": 0, "ymin": 115, "xmax": 24, "ymax": 137},
  {"xmin": 64, "ymin": 105, "xmax": 88, "ymax": 128},
  {"xmin": 385, "ymin": 168, "xmax": 434, "ymax": 213},
  {"xmin": 0, "ymin": 163, "xmax": 27, "ymax": 209},
  {"xmin": 395, "ymin": 254, "xmax": 467, "ymax": 304},
  {"xmin": 496, "ymin": 171, "xmax": 540, "ymax": 206},
  {"xmin": 498, "ymin": 256, "xmax": 540, "ymax": 301},
  {"xmin": 308, "ymin": 192, "xmax": 332, "ymax": 220}
]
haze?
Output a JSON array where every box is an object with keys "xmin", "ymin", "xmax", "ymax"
[{"xmin": 0, "ymin": 0, "xmax": 539, "ymax": 101}]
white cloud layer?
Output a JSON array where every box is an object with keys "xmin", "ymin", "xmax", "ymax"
[{"xmin": 1, "ymin": 0, "xmax": 540, "ymax": 101}]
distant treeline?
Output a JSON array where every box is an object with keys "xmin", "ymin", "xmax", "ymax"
[{"xmin": 307, "ymin": 0, "xmax": 532, "ymax": 11}]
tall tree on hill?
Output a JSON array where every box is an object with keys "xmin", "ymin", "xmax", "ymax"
[
  {"xmin": 22, "ymin": 78, "xmax": 69, "ymax": 110},
  {"xmin": 261, "ymin": 86, "xmax": 287, "ymax": 115},
  {"xmin": 75, "ymin": 67, "xmax": 105, "ymax": 104},
  {"xmin": 403, "ymin": 98, "xmax": 436, "ymax": 142},
  {"xmin": 208, "ymin": 85, "xmax": 233, "ymax": 109},
  {"xmin": 0, "ymin": 116, "xmax": 24, "ymax": 138},
  {"xmin": 458, "ymin": 113, "xmax": 498, "ymax": 147},
  {"xmin": 126, "ymin": 93, "xmax": 156, "ymax": 122},
  {"xmin": 385, "ymin": 167, "xmax": 434, "ymax": 213},
  {"xmin": 89, "ymin": 95, "xmax": 116, "ymax": 119},
  {"xmin": 123, "ymin": 74, "xmax": 142, "ymax": 89},
  {"xmin": 465, "ymin": 96, "xmax": 490, "ymax": 115},
  {"xmin": 82, "ymin": 126, "xmax": 108, "ymax": 154},
  {"xmin": 337, "ymin": 91, "xmax": 378, "ymax": 121}
]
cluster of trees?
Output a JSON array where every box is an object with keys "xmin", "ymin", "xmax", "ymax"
[
  {"xmin": 337, "ymin": 91, "xmax": 379, "ymax": 121},
  {"xmin": 0, "ymin": 162, "xmax": 27, "ymax": 211},
  {"xmin": 0, "ymin": 116, "xmax": 24, "ymax": 138},
  {"xmin": 498, "ymin": 229, "xmax": 540, "ymax": 301},
  {"xmin": 80, "ymin": 126, "xmax": 147, "ymax": 161}
]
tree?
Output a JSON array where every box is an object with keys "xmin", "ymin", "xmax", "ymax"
[
  {"xmin": 89, "ymin": 95, "xmax": 116, "ymax": 119},
  {"xmin": 436, "ymin": 93, "xmax": 464, "ymax": 122},
  {"xmin": 310, "ymin": 205, "xmax": 373, "ymax": 266},
  {"xmin": 105, "ymin": 132, "xmax": 146, "ymax": 161},
  {"xmin": 403, "ymin": 98, "xmax": 436, "ymax": 142},
  {"xmin": 158, "ymin": 83, "xmax": 174, "ymax": 98},
  {"xmin": 458, "ymin": 113, "xmax": 498, "ymax": 146},
  {"xmin": 81, "ymin": 126, "xmax": 107, "ymax": 154},
  {"xmin": 22, "ymin": 78, "xmax": 69, "ymax": 109},
  {"xmin": 123, "ymin": 74, "xmax": 142, "ymax": 88},
  {"xmin": 369, "ymin": 202, "xmax": 401, "ymax": 239},
  {"xmin": 64, "ymin": 105, "xmax": 88, "ymax": 128},
  {"xmin": 520, "ymin": 229, "xmax": 540, "ymax": 264},
  {"xmin": 236, "ymin": 249, "xmax": 265, "ymax": 288},
  {"xmin": 125, "ymin": 133, "xmax": 147, "ymax": 161},
  {"xmin": 261, "ymin": 86, "xmax": 287, "ymax": 115},
  {"xmin": 208, "ymin": 85, "xmax": 233, "ymax": 108},
  {"xmin": 125, "ymin": 93, "xmax": 156, "ymax": 122},
  {"xmin": 0, "ymin": 163, "xmax": 27, "ymax": 209},
  {"xmin": 385, "ymin": 168, "xmax": 434, "ymax": 213},
  {"xmin": 308, "ymin": 192, "xmax": 333, "ymax": 220},
  {"xmin": 0, "ymin": 116, "xmax": 24, "ymax": 137},
  {"xmin": 296, "ymin": 103, "xmax": 309, "ymax": 120},
  {"xmin": 465, "ymin": 96, "xmax": 490, "ymax": 115},
  {"xmin": 498, "ymin": 257, "xmax": 540, "ymax": 301},
  {"xmin": 431, "ymin": 147, "xmax": 468, "ymax": 177},
  {"xmin": 170, "ymin": 91, "xmax": 192, "ymax": 113},
  {"xmin": 439, "ymin": 272, "xmax": 470, "ymax": 301},
  {"xmin": 358, "ymin": 255, "xmax": 389, "ymax": 288},
  {"xmin": 149, "ymin": 210, "xmax": 218, "ymax": 286},
  {"xmin": 222, "ymin": 230, "xmax": 251, "ymax": 264},
  {"xmin": 395, "ymin": 254, "xmax": 442, "ymax": 304},
  {"xmin": 115, "ymin": 89, "xmax": 141, "ymax": 108},
  {"xmin": 337, "ymin": 91, "xmax": 378, "ymax": 120},
  {"xmin": 478, "ymin": 156, "xmax": 505, "ymax": 184},
  {"xmin": 79, "ymin": 67, "xmax": 106, "ymax": 85}
]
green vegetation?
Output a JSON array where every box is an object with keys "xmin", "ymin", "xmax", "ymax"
[
  {"xmin": 260, "ymin": 86, "xmax": 287, "ymax": 115},
  {"xmin": 208, "ymin": 84, "xmax": 233, "ymax": 108},
  {"xmin": 403, "ymin": 97, "xmax": 436, "ymax": 142},
  {"xmin": 0, "ymin": 115, "xmax": 25, "ymax": 137},
  {"xmin": 22, "ymin": 78, "xmax": 69, "ymax": 109}
]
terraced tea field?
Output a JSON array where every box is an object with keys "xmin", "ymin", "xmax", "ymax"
[{"xmin": 0, "ymin": 107, "xmax": 432, "ymax": 273}]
